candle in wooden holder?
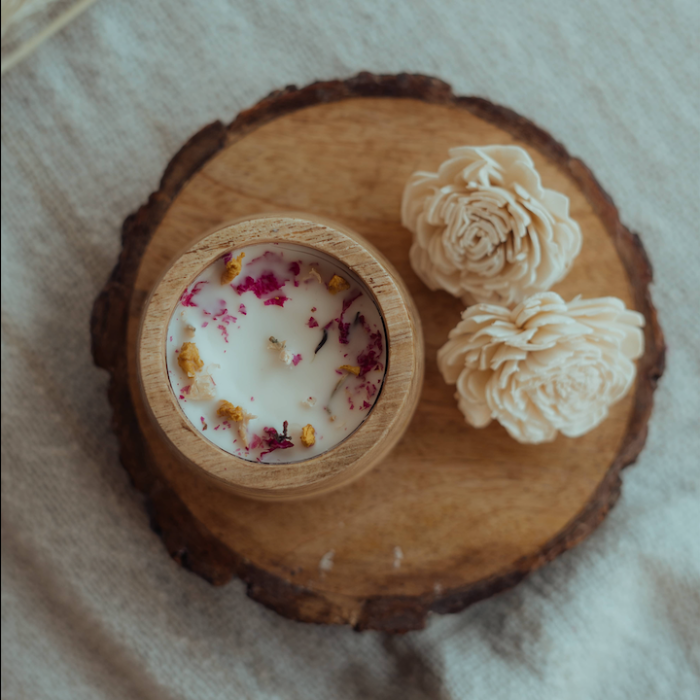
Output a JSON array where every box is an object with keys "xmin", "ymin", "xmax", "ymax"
[
  {"xmin": 166, "ymin": 241, "xmax": 387, "ymax": 462},
  {"xmin": 139, "ymin": 214, "xmax": 423, "ymax": 500}
]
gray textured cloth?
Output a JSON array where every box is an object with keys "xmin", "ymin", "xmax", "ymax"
[{"xmin": 2, "ymin": 1, "xmax": 699, "ymax": 698}]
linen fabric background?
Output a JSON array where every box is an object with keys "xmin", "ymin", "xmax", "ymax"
[{"xmin": 2, "ymin": 1, "xmax": 699, "ymax": 698}]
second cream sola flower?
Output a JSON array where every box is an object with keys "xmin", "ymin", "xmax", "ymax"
[
  {"xmin": 402, "ymin": 145, "xmax": 582, "ymax": 305},
  {"xmin": 438, "ymin": 293, "xmax": 645, "ymax": 444}
]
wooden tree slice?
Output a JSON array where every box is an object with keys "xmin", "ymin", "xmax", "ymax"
[{"xmin": 91, "ymin": 73, "xmax": 665, "ymax": 633}]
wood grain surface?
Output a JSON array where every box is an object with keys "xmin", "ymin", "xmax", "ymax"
[{"xmin": 91, "ymin": 73, "xmax": 665, "ymax": 633}]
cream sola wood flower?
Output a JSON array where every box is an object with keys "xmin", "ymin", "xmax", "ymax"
[
  {"xmin": 437, "ymin": 293, "xmax": 645, "ymax": 444},
  {"xmin": 402, "ymin": 145, "xmax": 582, "ymax": 306}
]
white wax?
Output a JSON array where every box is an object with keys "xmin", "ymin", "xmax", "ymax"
[{"xmin": 166, "ymin": 242, "xmax": 387, "ymax": 463}]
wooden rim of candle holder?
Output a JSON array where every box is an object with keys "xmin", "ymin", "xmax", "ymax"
[{"xmin": 138, "ymin": 213, "xmax": 424, "ymax": 500}]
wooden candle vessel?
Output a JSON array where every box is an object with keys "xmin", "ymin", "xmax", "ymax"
[
  {"xmin": 91, "ymin": 73, "xmax": 665, "ymax": 632},
  {"xmin": 138, "ymin": 214, "xmax": 424, "ymax": 501}
]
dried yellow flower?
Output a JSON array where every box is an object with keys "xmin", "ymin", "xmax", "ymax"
[
  {"xmin": 178, "ymin": 342, "xmax": 204, "ymax": 377},
  {"xmin": 217, "ymin": 400, "xmax": 257, "ymax": 448},
  {"xmin": 301, "ymin": 424, "xmax": 316, "ymax": 447},
  {"xmin": 338, "ymin": 365, "xmax": 361, "ymax": 376},
  {"xmin": 221, "ymin": 251, "xmax": 246, "ymax": 284},
  {"xmin": 217, "ymin": 400, "xmax": 244, "ymax": 422},
  {"xmin": 328, "ymin": 274, "xmax": 350, "ymax": 295}
]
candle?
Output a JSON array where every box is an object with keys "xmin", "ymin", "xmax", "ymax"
[
  {"xmin": 166, "ymin": 242, "xmax": 387, "ymax": 463},
  {"xmin": 139, "ymin": 214, "xmax": 424, "ymax": 500}
]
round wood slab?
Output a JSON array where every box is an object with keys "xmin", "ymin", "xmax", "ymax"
[{"xmin": 91, "ymin": 73, "xmax": 665, "ymax": 633}]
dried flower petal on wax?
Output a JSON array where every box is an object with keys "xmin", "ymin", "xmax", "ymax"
[
  {"xmin": 217, "ymin": 400, "xmax": 257, "ymax": 448},
  {"xmin": 260, "ymin": 421, "xmax": 294, "ymax": 458},
  {"xmin": 180, "ymin": 281, "xmax": 207, "ymax": 307},
  {"xmin": 188, "ymin": 364, "xmax": 219, "ymax": 400},
  {"xmin": 328, "ymin": 274, "xmax": 350, "ymax": 295},
  {"xmin": 357, "ymin": 325, "xmax": 384, "ymax": 377},
  {"xmin": 221, "ymin": 251, "xmax": 246, "ymax": 284},
  {"xmin": 335, "ymin": 292, "xmax": 362, "ymax": 344},
  {"xmin": 338, "ymin": 365, "xmax": 361, "ymax": 376},
  {"xmin": 177, "ymin": 342, "xmax": 204, "ymax": 377},
  {"xmin": 268, "ymin": 336, "xmax": 292, "ymax": 365},
  {"xmin": 237, "ymin": 424, "xmax": 252, "ymax": 448},
  {"xmin": 300, "ymin": 424, "xmax": 316, "ymax": 447},
  {"xmin": 217, "ymin": 401, "xmax": 244, "ymax": 422},
  {"xmin": 236, "ymin": 272, "xmax": 284, "ymax": 298},
  {"xmin": 302, "ymin": 266, "xmax": 323, "ymax": 284}
]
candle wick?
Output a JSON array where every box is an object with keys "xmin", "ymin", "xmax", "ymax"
[{"xmin": 314, "ymin": 329, "xmax": 328, "ymax": 355}]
